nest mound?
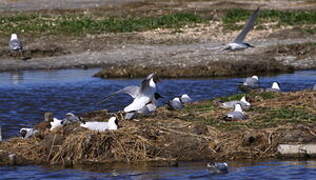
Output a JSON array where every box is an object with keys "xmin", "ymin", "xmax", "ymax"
[{"xmin": 0, "ymin": 91, "xmax": 315, "ymax": 166}]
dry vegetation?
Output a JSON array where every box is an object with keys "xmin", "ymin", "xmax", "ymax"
[{"xmin": 0, "ymin": 90, "xmax": 315, "ymax": 167}]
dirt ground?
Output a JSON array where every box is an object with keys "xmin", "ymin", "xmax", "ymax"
[{"xmin": 0, "ymin": 0, "xmax": 316, "ymax": 75}]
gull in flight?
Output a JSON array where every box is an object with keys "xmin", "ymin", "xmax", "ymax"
[
  {"xmin": 224, "ymin": 7, "xmax": 260, "ymax": 51},
  {"xmin": 80, "ymin": 117, "xmax": 118, "ymax": 132},
  {"xmin": 100, "ymin": 73, "xmax": 160, "ymax": 113},
  {"xmin": 223, "ymin": 103, "xmax": 248, "ymax": 121}
]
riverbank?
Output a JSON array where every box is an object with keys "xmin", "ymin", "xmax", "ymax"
[
  {"xmin": 0, "ymin": 90, "xmax": 315, "ymax": 167},
  {"xmin": 1, "ymin": 0, "xmax": 316, "ymax": 76}
]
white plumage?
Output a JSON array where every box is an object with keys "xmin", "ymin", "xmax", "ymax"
[
  {"xmin": 50, "ymin": 118, "xmax": 63, "ymax": 131},
  {"xmin": 80, "ymin": 117, "xmax": 118, "ymax": 132},
  {"xmin": 20, "ymin": 128, "xmax": 38, "ymax": 139}
]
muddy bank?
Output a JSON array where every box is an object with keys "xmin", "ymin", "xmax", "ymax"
[
  {"xmin": 0, "ymin": 90, "xmax": 315, "ymax": 167},
  {"xmin": 94, "ymin": 59, "xmax": 293, "ymax": 78},
  {"xmin": 1, "ymin": 39, "xmax": 316, "ymax": 76}
]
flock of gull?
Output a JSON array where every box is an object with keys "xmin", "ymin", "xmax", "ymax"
[{"xmin": 3, "ymin": 7, "xmax": 316, "ymax": 173}]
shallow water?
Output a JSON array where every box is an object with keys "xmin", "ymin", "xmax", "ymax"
[
  {"xmin": 0, "ymin": 69, "xmax": 315, "ymax": 139},
  {"xmin": 2, "ymin": 160, "xmax": 316, "ymax": 179}
]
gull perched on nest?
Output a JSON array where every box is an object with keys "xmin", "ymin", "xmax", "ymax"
[
  {"xmin": 223, "ymin": 7, "xmax": 260, "ymax": 51},
  {"xmin": 167, "ymin": 94, "xmax": 192, "ymax": 110},
  {"xmin": 100, "ymin": 72, "xmax": 160, "ymax": 113},
  {"xmin": 223, "ymin": 103, "xmax": 248, "ymax": 121},
  {"xmin": 80, "ymin": 117, "xmax": 118, "ymax": 132},
  {"xmin": 124, "ymin": 93, "xmax": 163, "ymax": 120},
  {"xmin": 20, "ymin": 128, "xmax": 38, "ymax": 139},
  {"xmin": 61, "ymin": 113, "xmax": 81, "ymax": 125},
  {"xmin": 218, "ymin": 96, "xmax": 251, "ymax": 110},
  {"xmin": 264, "ymin": 82, "xmax": 281, "ymax": 92}
]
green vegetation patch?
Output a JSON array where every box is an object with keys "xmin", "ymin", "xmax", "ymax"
[
  {"xmin": 223, "ymin": 9, "xmax": 316, "ymax": 31},
  {"xmin": 0, "ymin": 13, "xmax": 206, "ymax": 36}
]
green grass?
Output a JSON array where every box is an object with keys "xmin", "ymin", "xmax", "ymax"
[
  {"xmin": 223, "ymin": 9, "xmax": 316, "ymax": 31},
  {"xmin": 0, "ymin": 13, "xmax": 206, "ymax": 36}
]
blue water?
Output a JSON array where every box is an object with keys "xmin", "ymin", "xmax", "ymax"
[
  {"xmin": 0, "ymin": 69, "xmax": 315, "ymax": 179},
  {"xmin": 1, "ymin": 160, "xmax": 316, "ymax": 179},
  {"xmin": 0, "ymin": 69, "xmax": 315, "ymax": 139}
]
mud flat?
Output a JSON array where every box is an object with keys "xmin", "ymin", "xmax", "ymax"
[{"xmin": 0, "ymin": 90, "xmax": 315, "ymax": 167}]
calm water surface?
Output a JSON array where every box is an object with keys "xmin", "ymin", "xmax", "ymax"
[
  {"xmin": 1, "ymin": 160, "xmax": 316, "ymax": 179},
  {"xmin": 0, "ymin": 69, "xmax": 315, "ymax": 179}
]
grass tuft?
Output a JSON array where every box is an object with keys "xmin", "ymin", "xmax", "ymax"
[{"xmin": 0, "ymin": 13, "xmax": 206, "ymax": 36}]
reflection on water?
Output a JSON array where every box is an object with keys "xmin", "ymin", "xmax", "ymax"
[
  {"xmin": 0, "ymin": 69, "xmax": 315, "ymax": 139},
  {"xmin": 1, "ymin": 160, "xmax": 316, "ymax": 179},
  {"xmin": 10, "ymin": 71, "xmax": 24, "ymax": 85}
]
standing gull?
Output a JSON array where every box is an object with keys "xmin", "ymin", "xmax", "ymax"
[
  {"xmin": 9, "ymin": 33, "xmax": 24, "ymax": 58},
  {"xmin": 312, "ymin": 84, "xmax": 316, "ymax": 91},
  {"xmin": 224, "ymin": 7, "xmax": 260, "ymax": 51},
  {"xmin": 100, "ymin": 73, "xmax": 159, "ymax": 113}
]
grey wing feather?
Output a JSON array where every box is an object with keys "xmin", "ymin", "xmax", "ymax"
[
  {"xmin": 140, "ymin": 78, "xmax": 150, "ymax": 92},
  {"xmin": 234, "ymin": 7, "xmax": 260, "ymax": 43},
  {"xmin": 140, "ymin": 73, "xmax": 156, "ymax": 92},
  {"xmin": 168, "ymin": 100, "xmax": 184, "ymax": 110},
  {"xmin": 108, "ymin": 86, "xmax": 140, "ymax": 99},
  {"xmin": 9, "ymin": 39, "xmax": 23, "ymax": 51},
  {"xmin": 222, "ymin": 100, "xmax": 239, "ymax": 108},
  {"xmin": 313, "ymin": 84, "xmax": 316, "ymax": 90},
  {"xmin": 226, "ymin": 111, "xmax": 247, "ymax": 120},
  {"xmin": 98, "ymin": 85, "xmax": 140, "ymax": 104}
]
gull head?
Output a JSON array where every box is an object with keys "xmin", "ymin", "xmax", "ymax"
[
  {"xmin": 234, "ymin": 103, "xmax": 243, "ymax": 112},
  {"xmin": 173, "ymin": 97, "xmax": 181, "ymax": 103},
  {"xmin": 10, "ymin": 33, "xmax": 18, "ymax": 41},
  {"xmin": 272, "ymin": 81, "xmax": 280, "ymax": 90},
  {"xmin": 154, "ymin": 92, "xmax": 163, "ymax": 100},
  {"xmin": 20, "ymin": 128, "xmax": 27, "ymax": 138},
  {"xmin": 251, "ymin": 75, "xmax": 259, "ymax": 80},
  {"xmin": 146, "ymin": 72, "xmax": 160, "ymax": 83}
]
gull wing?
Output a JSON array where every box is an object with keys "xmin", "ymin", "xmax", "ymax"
[
  {"xmin": 140, "ymin": 72, "xmax": 156, "ymax": 92},
  {"xmin": 98, "ymin": 85, "xmax": 140, "ymax": 104},
  {"xmin": 233, "ymin": 7, "xmax": 260, "ymax": 43},
  {"xmin": 9, "ymin": 39, "xmax": 23, "ymax": 51}
]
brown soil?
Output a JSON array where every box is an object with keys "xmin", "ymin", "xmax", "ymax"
[
  {"xmin": 0, "ymin": 91, "xmax": 315, "ymax": 167},
  {"xmin": 0, "ymin": 0, "xmax": 316, "ymax": 75}
]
